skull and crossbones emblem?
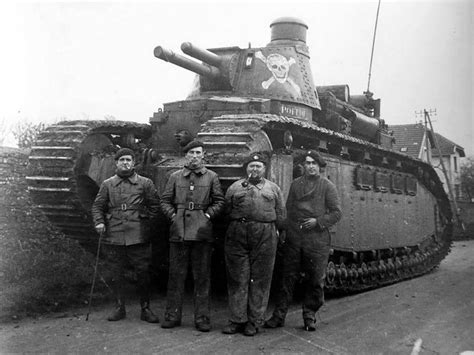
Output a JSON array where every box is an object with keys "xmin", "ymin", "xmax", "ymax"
[{"xmin": 255, "ymin": 51, "xmax": 301, "ymax": 96}]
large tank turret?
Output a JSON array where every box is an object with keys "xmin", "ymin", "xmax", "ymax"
[
  {"xmin": 155, "ymin": 17, "xmax": 320, "ymax": 114},
  {"xmin": 152, "ymin": 17, "xmax": 390, "ymax": 149}
]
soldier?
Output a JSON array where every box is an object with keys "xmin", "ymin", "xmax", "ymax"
[
  {"xmin": 160, "ymin": 140, "xmax": 224, "ymax": 332},
  {"xmin": 265, "ymin": 150, "xmax": 342, "ymax": 331},
  {"xmin": 222, "ymin": 153, "xmax": 286, "ymax": 336},
  {"xmin": 91, "ymin": 148, "xmax": 161, "ymax": 323}
]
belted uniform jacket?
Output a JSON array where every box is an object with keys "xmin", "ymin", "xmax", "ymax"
[
  {"xmin": 286, "ymin": 174, "xmax": 342, "ymax": 232},
  {"xmin": 91, "ymin": 173, "xmax": 161, "ymax": 245},
  {"xmin": 160, "ymin": 166, "xmax": 225, "ymax": 242}
]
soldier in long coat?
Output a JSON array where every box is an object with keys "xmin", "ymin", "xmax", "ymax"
[
  {"xmin": 265, "ymin": 150, "xmax": 341, "ymax": 331},
  {"xmin": 92, "ymin": 148, "xmax": 161, "ymax": 323},
  {"xmin": 160, "ymin": 140, "xmax": 224, "ymax": 332},
  {"xmin": 222, "ymin": 153, "xmax": 286, "ymax": 336}
]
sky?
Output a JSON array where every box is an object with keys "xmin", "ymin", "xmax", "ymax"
[{"xmin": 0, "ymin": 0, "xmax": 472, "ymax": 155}]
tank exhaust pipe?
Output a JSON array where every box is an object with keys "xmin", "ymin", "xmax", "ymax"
[{"xmin": 154, "ymin": 46, "xmax": 221, "ymax": 78}]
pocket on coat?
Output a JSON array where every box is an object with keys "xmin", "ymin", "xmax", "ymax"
[
  {"xmin": 261, "ymin": 191, "xmax": 276, "ymax": 212},
  {"xmin": 261, "ymin": 191, "xmax": 275, "ymax": 202},
  {"xmin": 195, "ymin": 210, "xmax": 213, "ymax": 240}
]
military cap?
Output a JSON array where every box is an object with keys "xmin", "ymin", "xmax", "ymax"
[
  {"xmin": 244, "ymin": 152, "xmax": 267, "ymax": 168},
  {"xmin": 183, "ymin": 140, "xmax": 205, "ymax": 153},
  {"xmin": 114, "ymin": 148, "xmax": 135, "ymax": 161},
  {"xmin": 303, "ymin": 150, "xmax": 326, "ymax": 167}
]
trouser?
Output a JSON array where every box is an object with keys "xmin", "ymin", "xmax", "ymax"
[
  {"xmin": 164, "ymin": 241, "xmax": 212, "ymax": 323},
  {"xmin": 101, "ymin": 243, "xmax": 152, "ymax": 304},
  {"xmin": 272, "ymin": 225, "xmax": 330, "ymax": 321},
  {"xmin": 225, "ymin": 220, "xmax": 278, "ymax": 327}
]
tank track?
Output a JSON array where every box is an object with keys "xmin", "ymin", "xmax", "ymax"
[
  {"xmin": 27, "ymin": 120, "xmax": 151, "ymax": 243},
  {"xmin": 198, "ymin": 114, "xmax": 453, "ymax": 293},
  {"xmin": 323, "ymin": 228, "xmax": 451, "ymax": 294}
]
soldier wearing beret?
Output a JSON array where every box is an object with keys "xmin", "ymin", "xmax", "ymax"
[
  {"xmin": 160, "ymin": 140, "xmax": 225, "ymax": 332},
  {"xmin": 91, "ymin": 148, "xmax": 161, "ymax": 323},
  {"xmin": 265, "ymin": 150, "xmax": 342, "ymax": 331},
  {"xmin": 222, "ymin": 153, "xmax": 286, "ymax": 336}
]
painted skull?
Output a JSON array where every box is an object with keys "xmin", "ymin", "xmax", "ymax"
[{"xmin": 266, "ymin": 53, "xmax": 292, "ymax": 83}]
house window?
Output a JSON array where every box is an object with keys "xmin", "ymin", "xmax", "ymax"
[{"xmin": 453, "ymin": 156, "xmax": 458, "ymax": 172}]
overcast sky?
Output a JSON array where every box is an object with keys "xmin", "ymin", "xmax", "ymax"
[{"xmin": 1, "ymin": 0, "xmax": 472, "ymax": 154}]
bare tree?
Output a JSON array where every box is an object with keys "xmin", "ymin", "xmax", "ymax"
[
  {"xmin": 12, "ymin": 121, "xmax": 48, "ymax": 148},
  {"xmin": 0, "ymin": 118, "xmax": 12, "ymax": 146}
]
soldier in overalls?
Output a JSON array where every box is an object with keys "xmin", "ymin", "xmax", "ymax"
[{"xmin": 222, "ymin": 153, "xmax": 286, "ymax": 336}]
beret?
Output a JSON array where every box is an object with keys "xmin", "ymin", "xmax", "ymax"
[
  {"xmin": 303, "ymin": 150, "xmax": 326, "ymax": 167},
  {"xmin": 244, "ymin": 152, "xmax": 267, "ymax": 167},
  {"xmin": 114, "ymin": 148, "xmax": 135, "ymax": 161},
  {"xmin": 183, "ymin": 140, "xmax": 205, "ymax": 153}
]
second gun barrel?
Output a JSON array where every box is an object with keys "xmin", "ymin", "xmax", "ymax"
[{"xmin": 154, "ymin": 46, "xmax": 221, "ymax": 78}]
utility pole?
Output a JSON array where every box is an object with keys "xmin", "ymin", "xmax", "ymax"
[{"xmin": 416, "ymin": 109, "xmax": 462, "ymax": 227}]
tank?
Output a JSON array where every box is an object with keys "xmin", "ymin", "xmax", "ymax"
[{"xmin": 27, "ymin": 17, "xmax": 452, "ymax": 293}]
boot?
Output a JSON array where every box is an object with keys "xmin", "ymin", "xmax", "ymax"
[
  {"xmin": 264, "ymin": 315, "xmax": 285, "ymax": 328},
  {"xmin": 195, "ymin": 316, "xmax": 211, "ymax": 332},
  {"xmin": 303, "ymin": 318, "xmax": 316, "ymax": 331},
  {"xmin": 140, "ymin": 301, "xmax": 159, "ymax": 323},
  {"xmin": 222, "ymin": 321, "xmax": 245, "ymax": 334},
  {"xmin": 243, "ymin": 322, "xmax": 258, "ymax": 336},
  {"xmin": 107, "ymin": 303, "xmax": 126, "ymax": 321},
  {"xmin": 161, "ymin": 318, "xmax": 181, "ymax": 329}
]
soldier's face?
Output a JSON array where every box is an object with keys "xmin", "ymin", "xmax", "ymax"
[
  {"xmin": 185, "ymin": 146, "xmax": 204, "ymax": 167},
  {"xmin": 175, "ymin": 130, "xmax": 192, "ymax": 147},
  {"xmin": 304, "ymin": 157, "xmax": 320, "ymax": 176},
  {"xmin": 246, "ymin": 161, "xmax": 266, "ymax": 179},
  {"xmin": 116, "ymin": 155, "xmax": 134, "ymax": 172}
]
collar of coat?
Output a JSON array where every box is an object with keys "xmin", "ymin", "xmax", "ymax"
[
  {"xmin": 293, "ymin": 174, "xmax": 322, "ymax": 199},
  {"xmin": 182, "ymin": 166, "xmax": 207, "ymax": 177},
  {"xmin": 241, "ymin": 177, "xmax": 267, "ymax": 190},
  {"xmin": 112, "ymin": 172, "xmax": 139, "ymax": 186}
]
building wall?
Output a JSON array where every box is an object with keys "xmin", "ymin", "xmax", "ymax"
[{"xmin": 431, "ymin": 153, "xmax": 464, "ymax": 200}]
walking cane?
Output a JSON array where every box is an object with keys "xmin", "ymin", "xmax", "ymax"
[{"xmin": 86, "ymin": 230, "xmax": 103, "ymax": 321}]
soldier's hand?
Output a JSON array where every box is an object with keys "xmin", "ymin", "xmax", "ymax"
[
  {"xmin": 277, "ymin": 230, "xmax": 286, "ymax": 246},
  {"xmin": 300, "ymin": 218, "xmax": 317, "ymax": 230},
  {"xmin": 95, "ymin": 223, "xmax": 106, "ymax": 234}
]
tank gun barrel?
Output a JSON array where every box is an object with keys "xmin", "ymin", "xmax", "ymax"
[
  {"xmin": 154, "ymin": 46, "xmax": 221, "ymax": 78},
  {"xmin": 180, "ymin": 42, "xmax": 223, "ymax": 68}
]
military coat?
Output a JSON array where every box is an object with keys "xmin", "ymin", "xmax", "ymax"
[
  {"xmin": 91, "ymin": 172, "xmax": 161, "ymax": 245},
  {"xmin": 160, "ymin": 166, "xmax": 224, "ymax": 242}
]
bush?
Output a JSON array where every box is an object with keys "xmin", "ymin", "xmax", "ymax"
[
  {"xmin": 0, "ymin": 232, "xmax": 101, "ymax": 316},
  {"xmin": 0, "ymin": 205, "xmax": 111, "ymax": 317},
  {"xmin": 0, "ymin": 148, "xmax": 110, "ymax": 318}
]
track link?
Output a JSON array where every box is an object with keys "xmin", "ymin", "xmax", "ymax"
[{"xmin": 27, "ymin": 120, "xmax": 151, "ymax": 243}]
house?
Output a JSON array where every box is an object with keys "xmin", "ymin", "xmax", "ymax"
[{"xmin": 390, "ymin": 123, "xmax": 466, "ymax": 200}]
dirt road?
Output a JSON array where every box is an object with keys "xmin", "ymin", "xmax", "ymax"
[{"xmin": 1, "ymin": 240, "xmax": 473, "ymax": 354}]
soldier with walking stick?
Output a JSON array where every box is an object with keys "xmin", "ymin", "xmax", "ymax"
[{"xmin": 91, "ymin": 148, "xmax": 161, "ymax": 322}]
